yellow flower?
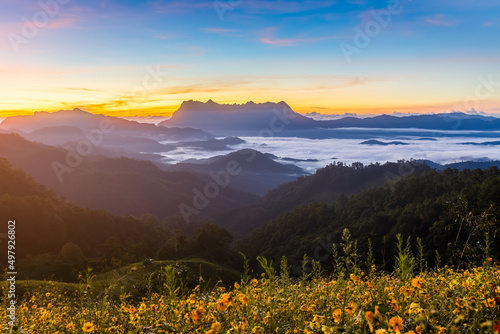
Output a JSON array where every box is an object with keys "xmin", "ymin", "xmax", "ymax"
[
  {"xmin": 191, "ymin": 306, "xmax": 205, "ymax": 324},
  {"xmin": 400, "ymin": 286, "xmax": 413, "ymax": 297},
  {"xmin": 375, "ymin": 330, "xmax": 388, "ymax": 334},
  {"xmin": 66, "ymin": 322, "xmax": 75, "ymax": 330},
  {"xmin": 333, "ymin": 308, "xmax": 342, "ymax": 322},
  {"xmin": 251, "ymin": 279, "xmax": 258, "ymax": 287},
  {"xmin": 82, "ymin": 322, "xmax": 95, "ymax": 333},
  {"xmin": 389, "ymin": 316, "xmax": 403, "ymax": 334},
  {"xmin": 390, "ymin": 297, "xmax": 399, "ymax": 312},
  {"xmin": 206, "ymin": 321, "xmax": 222, "ymax": 333},
  {"xmin": 411, "ymin": 277, "xmax": 422, "ymax": 289},
  {"xmin": 217, "ymin": 294, "xmax": 232, "ymax": 311},
  {"xmin": 408, "ymin": 303, "xmax": 421, "ymax": 314}
]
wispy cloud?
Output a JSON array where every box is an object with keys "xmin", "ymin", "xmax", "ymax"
[
  {"xmin": 260, "ymin": 27, "xmax": 337, "ymax": 46},
  {"xmin": 155, "ymin": 33, "xmax": 177, "ymax": 39},
  {"xmin": 424, "ymin": 14, "xmax": 460, "ymax": 27},
  {"xmin": 203, "ymin": 27, "xmax": 238, "ymax": 34},
  {"xmin": 242, "ymin": 0, "xmax": 335, "ymax": 14},
  {"xmin": 482, "ymin": 20, "xmax": 496, "ymax": 27},
  {"xmin": 149, "ymin": 1, "xmax": 213, "ymax": 14},
  {"xmin": 45, "ymin": 18, "xmax": 77, "ymax": 29}
]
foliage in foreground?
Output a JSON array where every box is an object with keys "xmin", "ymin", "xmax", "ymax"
[{"xmin": 1, "ymin": 264, "xmax": 500, "ymax": 334}]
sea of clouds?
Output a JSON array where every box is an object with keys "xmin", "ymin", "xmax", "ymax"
[{"xmin": 160, "ymin": 129, "xmax": 500, "ymax": 173}]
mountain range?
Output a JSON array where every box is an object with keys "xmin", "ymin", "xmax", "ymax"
[{"xmin": 160, "ymin": 100, "xmax": 500, "ymax": 134}]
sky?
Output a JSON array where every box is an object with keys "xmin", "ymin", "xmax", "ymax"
[{"xmin": 1, "ymin": 0, "xmax": 500, "ymax": 117}]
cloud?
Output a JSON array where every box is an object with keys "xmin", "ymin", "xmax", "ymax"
[
  {"xmin": 482, "ymin": 20, "xmax": 496, "ymax": 27},
  {"xmin": 149, "ymin": 1, "xmax": 213, "ymax": 14},
  {"xmin": 202, "ymin": 28, "xmax": 238, "ymax": 34},
  {"xmin": 162, "ymin": 132, "xmax": 500, "ymax": 172},
  {"xmin": 242, "ymin": 0, "xmax": 335, "ymax": 14},
  {"xmin": 424, "ymin": 14, "xmax": 460, "ymax": 27},
  {"xmin": 44, "ymin": 18, "xmax": 77, "ymax": 29},
  {"xmin": 155, "ymin": 33, "xmax": 176, "ymax": 39},
  {"xmin": 259, "ymin": 27, "xmax": 337, "ymax": 46}
]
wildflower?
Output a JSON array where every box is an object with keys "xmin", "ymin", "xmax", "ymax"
[
  {"xmin": 217, "ymin": 294, "xmax": 231, "ymax": 311},
  {"xmin": 350, "ymin": 274, "xmax": 361, "ymax": 284},
  {"xmin": 411, "ymin": 277, "xmax": 422, "ymax": 289},
  {"xmin": 389, "ymin": 316, "xmax": 403, "ymax": 334},
  {"xmin": 400, "ymin": 286, "xmax": 413, "ymax": 297},
  {"xmin": 375, "ymin": 330, "xmax": 388, "ymax": 334},
  {"xmin": 333, "ymin": 308, "xmax": 342, "ymax": 322},
  {"xmin": 66, "ymin": 322, "xmax": 75, "ymax": 330},
  {"xmin": 390, "ymin": 297, "xmax": 399, "ymax": 312},
  {"xmin": 251, "ymin": 279, "xmax": 258, "ymax": 287},
  {"xmin": 408, "ymin": 303, "xmax": 421, "ymax": 314},
  {"xmin": 82, "ymin": 322, "xmax": 95, "ymax": 333},
  {"xmin": 206, "ymin": 321, "xmax": 222, "ymax": 334},
  {"xmin": 191, "ymin": 306, "xmax": 205, "ymax": 324},
  {"xmin": 366, "ymin": 311, "xmax": 375, "ymax": 332}
]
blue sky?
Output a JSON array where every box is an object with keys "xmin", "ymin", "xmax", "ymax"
[{"xmin": 1, "ymin": 0, "xmax": 499, "ymax": 116}]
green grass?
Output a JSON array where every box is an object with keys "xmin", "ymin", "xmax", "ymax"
[{"xmin": 2, "ymin": 258, "xmax": 241, "ymax": 301}]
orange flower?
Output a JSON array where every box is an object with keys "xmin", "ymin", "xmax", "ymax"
[
  {"xmin": 400, "ymin": 285, "xmax": 413, "ymax": 297},
  {"xmin": 389, "ymin": 316, "xmax": 403, "ymax": 334},
  {"xmin": 411, "ymin": 277, "xmax": 422, "ymax": 289},
  {"xmin": 191, "ymin": 306, "xmax": 205, "ymax": 324},
  {"xmin": 333, "ymin": 308, "xmax": 342, "ymax": 323}
]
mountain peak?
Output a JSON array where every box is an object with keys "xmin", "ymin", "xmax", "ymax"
[{"xmin": 164, "ymin": 99, "xmax": 315, "ymax": 134}]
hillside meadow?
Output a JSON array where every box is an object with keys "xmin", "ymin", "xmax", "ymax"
[{"xmin": 1, "ymin": 254, "xmax": 500, "ymax": 334}]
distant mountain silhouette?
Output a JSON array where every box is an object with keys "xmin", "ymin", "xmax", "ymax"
[
  {"xmin": 168, "ymin": 149, "xmax": 307, "ymax": 196},
  {"xmin": 460, "ymin": 140, "xmax": 500, "ymax": 146},
  {"xmin": 360, "ymin": 140, "xmax": 409, "ymax": 146},
  {"xmin": 160, "ymin": 100, "xmax": 315, "ymax": 134},
  {"xmin": 317, "ymin": 112, "xmax": 500, "ymax": 131},
  {"xmin": 0, "ymin": 109, "xmax": 215, "ymax": 164},
  {"xmin": 0, "ymin": 108, "xmax": 212, "ymax": 140},
  {"xmin": 417, "ymin": 159, "xmax": 500, "ymax": 171},
  {"xmin": 159, "ymin": 100, "xmax": 500, "ymax": 134}
]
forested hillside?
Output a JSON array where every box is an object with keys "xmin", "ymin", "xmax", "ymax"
[
  {"xmin": 240, "ymin": 167, "xmax": 500, "ymax": 271},
  {"xmin": 0, "ymin": 158, "xmax": 236, "ymax": 281},
  {"xmin": 220, "ymin": 160, "xmax": 431, "ymax": 235}
]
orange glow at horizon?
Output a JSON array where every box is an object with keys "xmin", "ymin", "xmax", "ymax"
[{"xmin": 1, "ymin": 97, "xmax": 499, "ymax": 119}]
